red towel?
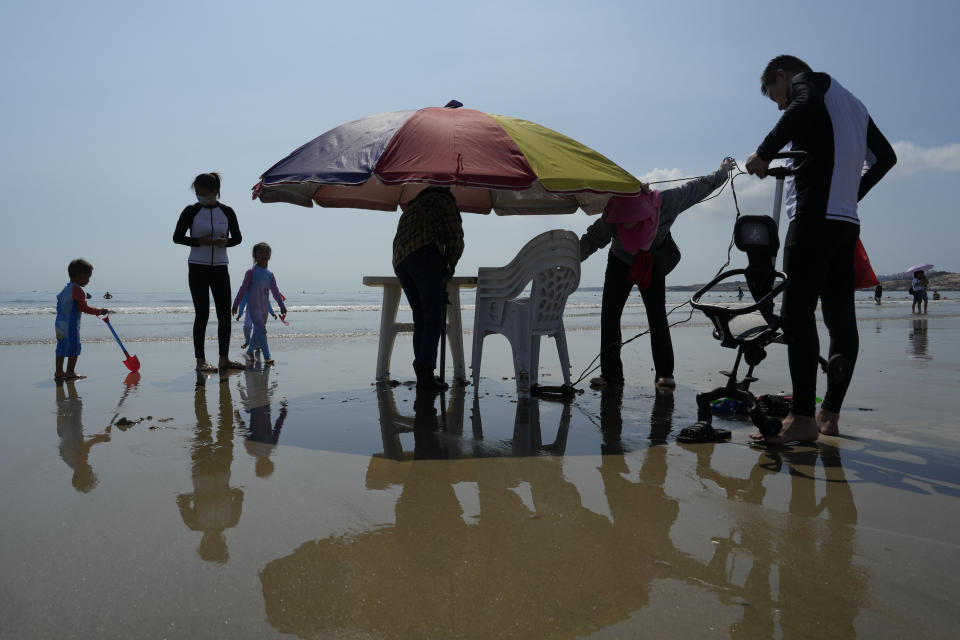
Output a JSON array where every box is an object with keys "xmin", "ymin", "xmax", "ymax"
[
  {"xmin": 626, "ymin": 251, "xmax": 653, "ymax": 290},
  {"xmin": 854, "ymin": 238, "xmax": 878, "ymax": 289}
]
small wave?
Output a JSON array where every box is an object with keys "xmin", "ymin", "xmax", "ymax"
[
  {"xmin": 0, "ymin": 330, "xmax": 386, "ymax": 346},
  {"xmin": 0, "ymin": 304, "xmax": 387, "ymax": 316},
  {"xmin": 0, "ymin": 307, "xmax": 58, "ymax": 316}
]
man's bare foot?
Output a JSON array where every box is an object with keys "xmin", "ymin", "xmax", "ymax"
[
  {"xmin": 196, "ymin": 361, "xmax": 218, "ymax": 372},
  {"xmin": 63, "ymin": 372, "xmax": 86, "ymax": 380},
  {"xmin": 264, "ymin": 358, "xmax": 275, "ymax": 367},
  {"xmin": 750, "ymin": 412, "xmax": 819, "ymax": 444},
  {"xmin": 590, "ymin": 376, "xmax": 623, "ymax": 388},
  {"xmin": 816, "ymin": 408, "xmax": 840, "ymax": 435},
  {"xmin": 55, "ymin": 372, "xmax": 67, "ymax": 380},
  {"xmin": 218, "ymin": 359, "xmax": 246, "ymax": 370}
]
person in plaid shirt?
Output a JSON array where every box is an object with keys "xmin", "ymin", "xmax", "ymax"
[{"xmin": 392, "ymin": 186, "xmax": 464, "ymax": 390}]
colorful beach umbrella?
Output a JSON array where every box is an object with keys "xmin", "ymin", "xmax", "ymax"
[{"xmin": 252, "ymin": 104, "xmax": 643, "ymax": 215}]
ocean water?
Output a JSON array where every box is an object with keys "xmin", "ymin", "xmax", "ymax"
[{"xmin": 1, "ymin": 288, "xmax": 955, "ymax": 345}]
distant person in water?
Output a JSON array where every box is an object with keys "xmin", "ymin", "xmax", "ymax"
[
  {"xmin": 103, "ymin": 291, "xmax": 113, "ymax": 299},
  {"xmin": 874, "ymin": 284, "xmax": 882, "ymax": 305},
  {"xmin": 932, "ymin": 290, "xmax": 941, "ymax": 301},
  {"xmin": 55, "ymin": 259, "xmax": 109, "ymax": 380},
  {"xmin": 737, "ymin": 286, "xmax": 744, "ymax": 300},
  {"xmin": 911, "ymin": 270, "xmax": 928, "ymax": 314}
]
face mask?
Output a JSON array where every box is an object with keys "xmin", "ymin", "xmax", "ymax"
[{"xmin": 197, "ymin": 195, "xmax": 216, "ymax": 206}]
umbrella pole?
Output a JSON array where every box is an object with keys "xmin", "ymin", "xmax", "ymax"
[{"xmin": 439, "ymin": 278, "xmax": 448, "ymax": 385}]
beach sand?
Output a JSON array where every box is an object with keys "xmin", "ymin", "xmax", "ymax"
[{"xmin": 1, "ymin": 313, "xmax": 959, "ymax": 638}]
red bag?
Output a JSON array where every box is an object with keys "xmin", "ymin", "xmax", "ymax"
[
  {"xmin": 626, "ymin": 251, "xmax": 653, "ymax": 290},
  {"xmin": 854, "ymin": 238, "xmax": 878, "ymax": 289}
]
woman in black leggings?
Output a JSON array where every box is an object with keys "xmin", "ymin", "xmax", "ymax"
[{"xmin": 173, "ymin": 172, "xmax": 244, "ymax": 372}]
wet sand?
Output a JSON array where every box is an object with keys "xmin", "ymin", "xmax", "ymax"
[{"xmin": 1, "ymin": 313, "xmax": 959, "ymax": 638}]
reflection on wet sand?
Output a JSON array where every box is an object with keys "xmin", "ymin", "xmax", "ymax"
[
  {"xmin": 908, "ymin": 318, "xmax": 932, "ymax": 360},
  {"xmin": 55, "ymin": 381, "xmax": 110, "ymax": 492},
  {"xmin": 258, "ymin": 386, "xmax": 868, "ymax": 638},
  {"xmin": 691, "ymin": 442, "xmax": 865, "ymax": 637},
  {"xmin": 176, "ymin": 372, "xmax": 243, "ymax": 563},
  {"xmin": 374, "ymin": 383, "xmax": 572, "ymax": 461},
  {"xmin": 599, "ymin": 386, "xmax": 674, "ymax": 452},
  {"xmin": 55, "ymin": 373, "xmax": 142, "ymax": 492},
  {"xmin": 235, "ymin": 363, "xmax": 287, "ymax": 478},
  {"xmin": 778, "ymin": 444, "xmax": 863, "ymax": 638}
]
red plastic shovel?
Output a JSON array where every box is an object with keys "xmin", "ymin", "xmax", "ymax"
[{"xmin": 102, "ymin": 316, "xmax": 141, "ymax": 372}]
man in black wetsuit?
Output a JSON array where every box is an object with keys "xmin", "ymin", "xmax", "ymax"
[{"xmin": 745, "ymin": 55, "xmax": 896, "ymax": 443}]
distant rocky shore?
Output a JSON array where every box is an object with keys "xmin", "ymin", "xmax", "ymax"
[{"xmin": 667, "ymin": 271, "xmax": 958, "ymax": 292}]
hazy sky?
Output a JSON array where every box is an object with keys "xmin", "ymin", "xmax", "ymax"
[{"xmin": 2, "ymin": 0, "xmax": 957, "ymax": 293}]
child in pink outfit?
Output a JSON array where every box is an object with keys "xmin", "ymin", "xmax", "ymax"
[{"xmin": 232, "ymin": 243, "xmax": 286, "ymax": 365}]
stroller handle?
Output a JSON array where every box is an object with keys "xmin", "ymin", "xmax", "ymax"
[
  {"xmin": 766, "ymin": 150, "xmax": 808, "ymax": 178},
  {"xmin": 690, "ymin": 268, "xmax": 789, "ymax": 316}
]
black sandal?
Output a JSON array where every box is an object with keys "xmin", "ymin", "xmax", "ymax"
[{"xmin": 676, "ymin": 422, "xmax": 732, "ymax": 443}]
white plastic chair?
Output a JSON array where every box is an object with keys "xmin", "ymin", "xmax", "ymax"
[{"xmin": 471, "ymin": 229, "xmax": 581, "ymax": 396}]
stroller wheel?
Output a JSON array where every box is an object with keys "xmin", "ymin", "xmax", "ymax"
[{"xmin": 753, "ymin": 412, "xmax": 782, "ymax": 437}]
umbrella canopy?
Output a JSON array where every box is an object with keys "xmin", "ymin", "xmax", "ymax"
[
  {"xmin": 252, "ymin": 105, "xmax": 643, "ymax": 215},
  {"xmin": 907, "ymin": 263, "xmax": 933, "ymax": 274}
]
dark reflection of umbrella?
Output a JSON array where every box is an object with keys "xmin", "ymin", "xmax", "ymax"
[
  {"xmin": 252, "ymin": 103, "xmax": 643, "ymax": 215},
  {"xmin": 260, "ymin": 453, "xmax": 693, "ymax": 639},
  {"xmin": 259, "ymin": 391, "xmax": 729, "ymax": 638},
  {"xmin": 258, "ymin": 388, "xmax": 872, "ymax": 638}
]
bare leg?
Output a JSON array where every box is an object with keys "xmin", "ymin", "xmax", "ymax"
[{"xmin": 64, "ymin": 356, "xmax": 86, "ymax": 380}]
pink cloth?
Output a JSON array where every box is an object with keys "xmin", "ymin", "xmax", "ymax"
[{"xmin": 604, "ymin": 191, "xmax": 661, "ymax": 254}]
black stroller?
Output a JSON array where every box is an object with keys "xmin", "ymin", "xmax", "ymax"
[{"xmin": 677, "ymin": 152, "xmax": 846, "ymax": 443}]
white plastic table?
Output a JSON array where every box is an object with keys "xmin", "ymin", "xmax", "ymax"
[{"xmin": 362, "ymin": 275, "xmax": 477, "ymax": 381}]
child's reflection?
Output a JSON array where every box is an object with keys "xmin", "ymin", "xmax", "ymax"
[
  {"xmin": 235, "ymin": 363, "xmax": 287, "ymax": 478},
  {"xmin": 176, "ymin": 371, "xmax": 244, "ymax": 563},
  {"xmin": 56, "ymin": 381, "xmax": 110, "ymax": 492}
]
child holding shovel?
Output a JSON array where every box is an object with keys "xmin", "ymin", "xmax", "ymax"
[{"xmin": 55, "ymin": 259, "xmax": 109, "ymax": 380}]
